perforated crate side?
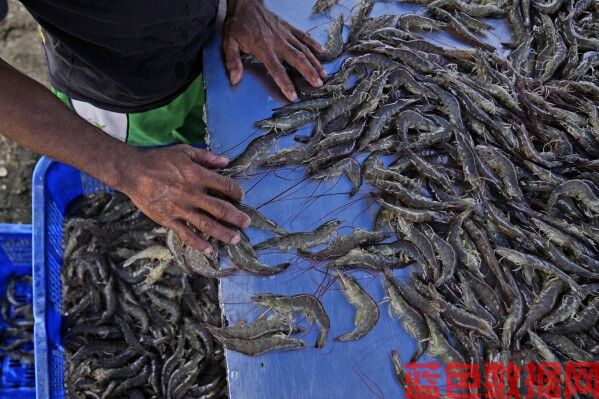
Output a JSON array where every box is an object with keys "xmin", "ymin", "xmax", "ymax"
[
  {"xmin": 81, "ymin": 173, "xmax": 111, "ymax": 195},
  {"xmin": 33, "ymin": 158, "xmax": 114, "ymax": 399},
  {"xmin": 0, "ymin": 224, "xmax": 35, "ymax": 398},
  {"xmin": 2, "ymin": 352, "xmax": 35, "ymax": 388},
  {"xmin": 0, "ymin": 237, "xmax": 31, "ymax": 268},
  {"xmin": 50, "ymin": 347, "xmax": 65, "ymax": 398}
]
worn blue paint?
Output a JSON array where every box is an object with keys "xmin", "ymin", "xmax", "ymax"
[{"xmin": 203, "ymin": 1, "xmax": 511, "ymax": 398}]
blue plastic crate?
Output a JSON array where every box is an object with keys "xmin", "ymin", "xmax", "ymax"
[
  {"xmin": 0, "ymin": 223, "xmax": 35, "ymax": 399},
  {"xmin": 32, "ymin": 158, "xmax": 111, "ymax": 399}
]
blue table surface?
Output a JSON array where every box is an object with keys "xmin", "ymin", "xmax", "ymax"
[{"xmin": 203, "ymin": 1, "xmax": 511, "ymax": 398}]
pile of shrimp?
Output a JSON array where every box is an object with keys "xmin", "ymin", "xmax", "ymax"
[{"xmin": 206, "ymin": 0, "xmax": 599, "ymax": 395}]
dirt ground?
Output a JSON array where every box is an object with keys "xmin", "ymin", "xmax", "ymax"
[{"xmin": 0, "ymin": 0, "xmax": 46, "ymax": 224}]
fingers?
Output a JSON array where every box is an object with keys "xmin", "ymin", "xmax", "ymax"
[
  {"xmin": 194, "ymin": 194, "xmax": 251, "ymax": 228},
  {"xmin": 170, "ymin": 220, "xmax": 214, "ymax": 253},
  {"xmin": 281, "ymin": 44, "xmax": 322, "ymax": 88},
  {"xmin": 287, "ymin": 22, "xmax": 325, "ymax": 54},
  {"xmin": 261, "ymin": 52, "xmax": 297, "ymax": 101},
  {"xmin": 200, "ymin": 168, "xmax": 245, "ymax": 202},
  {"xmin": 184, "ymin": 146, "xmax": 229, "ymax": 168},
  {"xmin": 223, "ymin": 38, "xmax": 244, "ymax": 85},
  {"xmin": 288, "ymin": 35, "xmax": 326, "ymax": 79},
  {"xmin": 183, "ymin": 210, "xmax": 241, "ymax": 246}
]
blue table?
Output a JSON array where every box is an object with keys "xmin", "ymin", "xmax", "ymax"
[{"xmin": 202, "ymin": 2, "xmax": 511, "ymax": 398}]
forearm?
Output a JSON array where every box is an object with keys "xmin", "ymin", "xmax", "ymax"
[
  {"xmin": 226, "ymin": 0, "xmax": 255, "ymax": 11},
  {"xmin": 0, "ymin": 58, "xmax": 133, "ymax": 189}
]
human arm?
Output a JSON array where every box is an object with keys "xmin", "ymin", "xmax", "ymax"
[
  {"xmin": 0, "ymin": 59, "xmax": 250, "ymax": 253},
  {"xmin": 222, "ymin": 0, "xmax": 326, "ymax": 101}
]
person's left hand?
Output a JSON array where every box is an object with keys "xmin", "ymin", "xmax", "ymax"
[{"xmin": 222, "ymin": 0, "xmax": 326, "ymax": 101}]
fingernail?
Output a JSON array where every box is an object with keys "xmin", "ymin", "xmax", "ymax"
[
  {"xmin": 230, "ymin": 234, "xmax": 241, "ymax": 245},
  {"xmin": 315, "ymin": 78, "xmax": 323, "ymax": 87},
  {"xmin": 203, "ymin": 246, "xmax": 213, "ymax": 254},
  {"xmin": 243, "ymin": 217, "xmax": 252, "ymax": 228},
  {"xmin": 230, "ymin": 72, "xmax": 238, "ymax": 84},
  {"xmin": 288, "ymin": 91, "xmax": 298, "ymax": 101},
  {"xmin": 216, "ymin": 156, "xmax": 229, "ymax": 164}
]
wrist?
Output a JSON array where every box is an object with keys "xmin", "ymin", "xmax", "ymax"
[{"xmin": 97, "ymin": 142, "xmax": 142, "ymax": 194}]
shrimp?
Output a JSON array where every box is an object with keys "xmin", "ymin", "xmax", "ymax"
[
  {"xmin": 334, "ymin": 272, "xmax": 379, "ymax": 341},
  {"xmin": 548, "ymin": 180, "xmax": 599, "ymax": 215},
  {"xmin": 253, "ymin": 293, "xmax": 330, "ymax": 348},
  {"xmin": 254, "ymin": 219, "xmax": 342, "ymax": 251}
]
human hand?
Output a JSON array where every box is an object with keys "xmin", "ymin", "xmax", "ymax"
[
  {"xmin": 115, "ymin": 145, "xmax": 251, "ymax": 253},
  {"xmin": 222, "ymin": 0, "xmax": 326, "ymax": 101}
]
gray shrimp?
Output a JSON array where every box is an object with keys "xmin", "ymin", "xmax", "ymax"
[
  {"xmin": 550, "ymin": 296, "xmax": 599, "ymax": 335},
  {"xmin": 369, "ymin": 177, "xmax": 469, "ymax": 211},
  {"xmin": 212, "ymin": 330, "xmax": 305, "ymax": 356},
  {"xmin": 427, "ymin": 283, "xmax": 499, "ymax": 344},
  {"xmin": 312, "ymin": 0, "xmax": 339, "ymax": 13},
  {"xmin": 255, "ymin": 110, "xmax": 319, "ymax": 132},
  {"xmin": 495, "ymin": 247, "xmax": 584, "ymax": 298},
  {"xmin": 319, "ymin": 15, "xmax": 345, "ymax": 61},
  {"xmin": 349, "ymin": 0, "xmax": 375, "ymax": 42},
  {"xmin": 447, "ymin": 208, "xmax": 483, "ymax": 279},
  {"xmin": 406, "ymin": 149, "xmax": 454, "ymax": 192},
  {"xmin": 328, "ymin": 248, "xmax": 403, "ymax": 272},
  {"xmin": 425, "ymin": 227, "xmax": 457, "ymax": 287},
  {"xmin": 313, "ymin": 122, "xmax": 365, "ymax": 153},
  {"xmin": 383, "ymin": 269, "xmax": 450, "ymax": 337},
  {"xmin": 353, "ymin": 70, "xmax": 392, "ymax": 121},
  {"xmin": 476, "ymin": 145, "xmax": 526, "ymax": 203},
  {"xmin": 397, "ymin": 14, "xmax": 447, "ymax": 32},
  {"xmin": 390, "ymin": 350, "xmax": 407, "ymax": 389},
  {"xmin": 272, "ymin": 97, "xmax": 336, "ymax": 116},
  {"xmin": 453, "ymin": 10, "xmax": 493, "ymax": 34},
  {"xmin": 548, "ymin": 179, "xmax": 599, "ymax": 215},
  {"xmin": 530, "ymin": 218, "xmax": 594, "ymax": 259},
  {"xmin": 375, "ymin": 196, "xmax": 453, "ymax": 224},
  {"xmin": 321, "ymin": 72, "xmax": 379, "ymax": 126},
  {"xmin": 253, "ymin": 293, "xmax": 330, "ymax": 348},
  {"xmin": 224, "ymin": 132, "xmax": 278, "ymax": 175},
  {"xmin": 201, "ymin": 316, "xmax": 299, "ymax": 340},
  {"xmin": 427, "ymin": 7, "xmax": 495, "ymax": 51},
  {"xmin": 299, "ymin": 229, "xmax": 391, "ymax": 260},
  {"xmin": 424, "ymin": 315, "xmax": 465, "ymax": 364},
  {"xmin": 529, "ymin": 330, "xmax": 561, "ymax": 363},
  {"xmin": 514, "ymin": 279, "xmax": 565, "ymax": 343},
  {"xmin": 170, "ymin": 232, "xmax": 236, "ymax": 278},
  {"xmin": 432, "ymin": 0, "xmax": 506, "ymax": 17},
  {"xmin": 396, "ymin": 110, "xmax": 436, "ymax": 141},
  {"xmin": 225, "ymin": 240, "xmax": 290, "ymax": 276},
  {"xmin": 334, "ymin": 271, "xmax": 379, "ymax": 341},
  {"xmin": 499, "ymin": 264, "xmax": 524, "ymax": 351},
  {"xmin": 254, "ymin": 219, "xmax": 342, "ymax": 252},
  {"xmin": 236, "ymin": 203, "xmax": 287, "ymax": 235},
  {"xmin": 260, "ymin": 145, "xmax": 314, "ymax": 168},
  {"xmin": 122, "ymin": 245, "xmax": 172, "ymax": 268},
  {"xmin": 540, "ymin": 294, "xmax": 582, "ymax": 330},
  {"xmin": 383, "ymin": 273, "xmax": 429, "ymax": 362},
  {"xmin": 312, "ymin": 157, "xmax": 363, "ymax": 196},
  {"xmin": 356, "ymin": 98, "xmax": 419, "ymax": 152},
  {"xmin": 540, "ymin": 333, "xmax": 595, "ymax": 362},
  {"xmin": 458, "ymin": 275, "xmax": 497, "ymax": 327}
]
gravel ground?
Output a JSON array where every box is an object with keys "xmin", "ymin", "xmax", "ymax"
[{"xmin": 0, "ymin": 0, "xmax": 46, "ymax": 224}]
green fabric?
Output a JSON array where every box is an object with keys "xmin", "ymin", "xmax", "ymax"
[
  {"xmin": 51, "ymin": 75, "xmax": 207, "ymax": 146},
  {"xmin": 52, "ymin": 88, "xmax": 71, "ymax": 108}
]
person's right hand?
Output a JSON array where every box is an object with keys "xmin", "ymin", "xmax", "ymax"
[{"xmin": 115, "ymin": 145, "xmax": 251, "ymax": 253}]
